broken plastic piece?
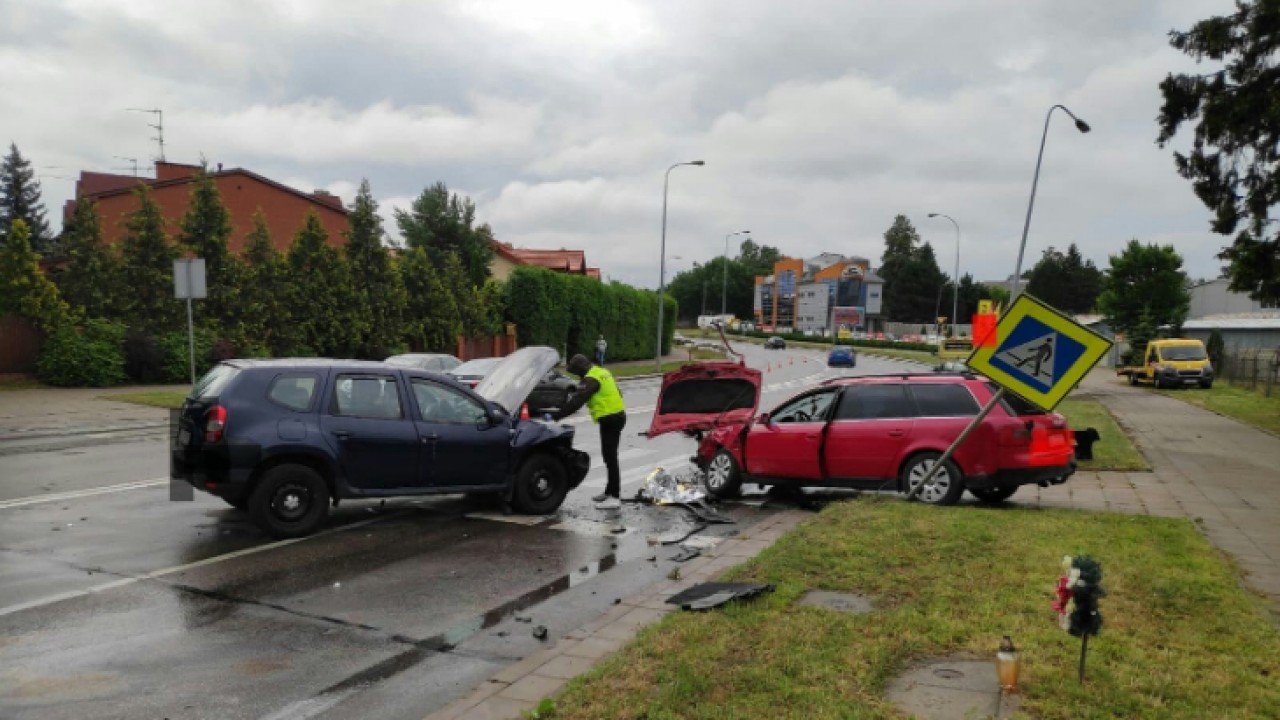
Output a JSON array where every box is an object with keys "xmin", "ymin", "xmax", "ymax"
[
  {"xmin": 532, "ymin": 625, "xmax": 548, "ymax": 640},
  {"xmin": 669, "ymin": 545, "xmax": 702, "ymax": 562},
  {"xmin": 666, "ymin": 582, "xmax": 775, "ymax": 611}
]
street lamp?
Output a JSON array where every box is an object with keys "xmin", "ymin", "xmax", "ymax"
[
  {"xmin": 722, "ymin": 230, "xmax": 750, "ymax": 317},
  {"xmin": 657, "ymin": 160, "xmax": 706, "ymax": 372},
  {"xmin": 928, "ymin": 213, "xmax": 961, "ymax": 334},
  {"xmin": 1011, "ymin": 104, "xmax": 1090, "ymax": 299}
]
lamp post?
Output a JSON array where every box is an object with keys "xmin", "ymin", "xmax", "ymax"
[
  {"xmin": 934, "ymin": 281, "xmax": 952, "ymax": 333},
  {"xmin": 722, "ymin": 230, "xmax": 751, "ymax": 317},
  {"xmin": 928, "ymin": 213, "xmax": 961, "ymax": 334},
  {"xmin": 657, "ymin": 160, "xmax": 706, "ymax": 372},
  {"xmin": 1011, "ymin": 105, "xmax": 1090, "ymax": 299}
]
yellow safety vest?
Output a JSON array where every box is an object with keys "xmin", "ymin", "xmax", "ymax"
[{"xmin": 585, "ymin": 366, "xmax": 625, "ymax": 422}]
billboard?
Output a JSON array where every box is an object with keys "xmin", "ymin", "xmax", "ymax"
[{"xmin": 831, "ymin": 306, "xmax": 865, "ymax": 329}]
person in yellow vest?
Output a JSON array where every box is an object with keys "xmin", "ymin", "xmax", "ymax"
[{"xmin": 552, "ymin": 354, "xmax": 626, "ymax": 509}]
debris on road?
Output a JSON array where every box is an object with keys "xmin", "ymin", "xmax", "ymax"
[
  {"xmin": 669, "ymin": 545, "xmax": 701, "ymax": 562},
  {"xmin": 635, "ymin": 467, "xmax": 706, "ymax": 505},
  {"xmin": 667, "ymin": 582, "xmax": 775, "ymax": 611},
  {"xmin": 532, "ymin": 625, "xmax": 548, "ymax": 640}
]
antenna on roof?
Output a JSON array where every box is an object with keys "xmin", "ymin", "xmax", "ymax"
[
  {"xmin": 125, "ymin": 108, "xmax": 165, "ymax": 161},
  {"xmin": 113, "ymin": 156, "xmax": 139, "ymax": 176}
]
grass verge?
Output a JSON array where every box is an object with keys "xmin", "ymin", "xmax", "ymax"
[
  {"xmin": 548, "ymin": 499, "xmax": 1280, "ymax": 719},
  {"xmin": 102, "ymin": 390, "xmax": 188, "ymax": 409},
  {"xmin": 0, "ymin": 375, "xmax": 44, "ymax": 391},
  {"xmin": 1157, "ymin": 381, "xmax": 1280, "ymax": 436},
  {"xmin": 610, "ymin": 349, "xmax": 726, "ymax": 378},
  {"xmin": 1057, "ymin": 398, "xmax": 1149, "ymax": 471}
]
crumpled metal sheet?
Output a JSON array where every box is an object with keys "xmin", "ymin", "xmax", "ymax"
[
  {"xmin": 635, "ymin": 466, "xmax": 706, "ymax": 505},
  {"xmin": 666, "ymin": 582, "xmax": 775, "ymax": 611}
]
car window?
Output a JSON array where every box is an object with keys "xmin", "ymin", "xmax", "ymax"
[
  {"xmin": 834, "ymin": 384, "xmax": 912, "ymax": 420},
  {"xmin": 191, "ymin": 364, "xmax": 240, "ymax": 399},
  {"xmin": 909, "ymin": 384, "xmax": 981, "ymax": 417},
  {"xmin": 268, "ymin": 373, "xmax": 318, "ymax": 412},
  {"xmin": 772, "ymin": 389, "xmax": 836, "ymax": 423},
  {"xmin": 413, "ymin": 380, "xmax": 488, "ymax": 425},
  {"xmin": 332, "ymin": 375, "xmax": 403, "ymax": 419}
]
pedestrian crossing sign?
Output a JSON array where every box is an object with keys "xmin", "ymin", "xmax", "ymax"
[{"xmin": 966, "ymin": 293, "xmax": 1113, "ymax": 411}]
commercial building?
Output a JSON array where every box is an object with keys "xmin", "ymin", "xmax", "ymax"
[{"xmin": 754, "ymin": 254, "xmax": 884, "ymax": 333}]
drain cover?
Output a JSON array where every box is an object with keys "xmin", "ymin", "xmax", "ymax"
[{"xmin": 796, "ymin": 590, "xmax": 873, "ymax": 614}]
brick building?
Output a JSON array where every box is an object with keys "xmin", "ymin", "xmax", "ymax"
[{"xmin": 65, "ymin": 161, "xmax": 349, "ymax": 252}]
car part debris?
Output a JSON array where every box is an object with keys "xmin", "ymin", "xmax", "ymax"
[
  {"xmin": 669, "ymin": 545, "xmax": 701, "ymax": 562},
  {"xmin": 666, "ymin": 582, "xmax": 775, "ymax": 611},
  {"xmin": 532, "ymin": 625, "xmax": 548, "ymax": 640},
  {"xmin": 635, "ymin": 466, "xmax": 707, "ymax": 505}
]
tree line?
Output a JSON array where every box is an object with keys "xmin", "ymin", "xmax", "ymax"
[{"xmin": 0, "ymin": 147, "xmax": 675, "ymax": 385}]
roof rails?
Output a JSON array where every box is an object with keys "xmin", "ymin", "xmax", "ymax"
[{"xmin": 819, "ymin": 370, "xmax": 978, "ymax": 385}]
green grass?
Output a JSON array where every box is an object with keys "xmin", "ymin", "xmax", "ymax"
[
  {"xmin": 548, "ymin": 499, "xmax": 1280, "ymax": 719},
  {"xmin": 609, "ymin": 349, "xmax": 726, "ymax": 378},
  {"xmin": 102, "ymin": 390, "xmax": 188, "ymax": 409},
  {"xmin": 1058, "ymin": 398, "xmax": 1149, "ymax": 471},
  {"xmin": 1157, "ymin": 381, "xmax": 1280, "ymax": 436},
  {"xmin": 0, "ymin": 377, "xmax": 44, "ymax": 391}
]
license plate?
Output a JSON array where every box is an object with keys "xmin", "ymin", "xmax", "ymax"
[{"xmin": 178, "ymin": 428, "xmax": 191, "ymax": 445}]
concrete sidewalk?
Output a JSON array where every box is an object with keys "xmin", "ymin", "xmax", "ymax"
[
  {"xmin": 0, "ymin": 385, "xmax": 181, "ymax": 437},
  {"xmin": 1008, "ymin": 369, "xmax": 1280, "ymax": 617}
]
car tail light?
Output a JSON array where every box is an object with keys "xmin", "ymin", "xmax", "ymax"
[
  {"xmin": 998, "ymin": 423, "xmax": 1032, "ymax": 446},
  {"xmin": 1047, "ymin": 413, "xmax": 1067, "ymax": 429},
  {"xmin": 205, "ymin": 405, "xmax": 227, "ymax": 443}
]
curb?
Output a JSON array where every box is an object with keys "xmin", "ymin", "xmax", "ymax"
[
  {"xmin": 0, "ymin": 421, "xmax": 170, "ymax": 442},
  {"xmin": 422, "ymin": 510, "xmax": 812, "ymax": 720}
]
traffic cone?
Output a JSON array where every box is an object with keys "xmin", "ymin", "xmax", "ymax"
[{"xmin": 520, "ymin": 403, "xmax": 530, "ymax": 420}]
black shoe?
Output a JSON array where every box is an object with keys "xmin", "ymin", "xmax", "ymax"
[{"xmin": 592, "ymin": 492, "xmax": 609, "ymax": 502}]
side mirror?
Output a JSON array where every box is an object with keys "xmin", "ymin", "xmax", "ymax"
[{"xmin": 757, "ymin": 412, "xmax": 771, "ymax": 426}]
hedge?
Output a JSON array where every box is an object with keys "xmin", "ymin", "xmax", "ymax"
[
  {"xmin": 505, "ymin": 266, "xmax": 677, "ymax": 362},
  {"xmin": 37, "ymin": 319, "xmax": 128, "ymax": 387},
  {"xmin": 732, "ymin": 328, "xmax": 937, "ymax": 354}
]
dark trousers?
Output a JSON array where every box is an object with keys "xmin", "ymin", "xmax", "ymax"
[{"xmin": 598, "ymin": 411, "xmax": 627, "ymax": 497}]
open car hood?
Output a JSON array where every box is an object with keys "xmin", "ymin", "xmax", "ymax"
[
  {"xmin": 646, "ymin": 361, "xmax": 762, "ymax": 438},
  {"xmin": 474, "ymin": 346, "xmax": 560, "ymax": 414}
]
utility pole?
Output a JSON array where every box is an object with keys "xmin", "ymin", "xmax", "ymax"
[{"xmin": 126, "ymin": 108, "xmax": 166, "ymax": 161}]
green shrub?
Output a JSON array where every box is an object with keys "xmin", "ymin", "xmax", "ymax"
[
  {"xmin": 158, "ymin": 328, "xmax": 218, "ymax": 383},
  {"xmin": 123, "ymin": 329, "xmax": 166, "ymax": 383},
  {"xmin": 37, "ymin": 319, "xmax": 127, "ymax": 387}
]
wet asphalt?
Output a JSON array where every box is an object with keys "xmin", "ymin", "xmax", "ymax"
[{"xmin": 0, "ymin": 343, "xmax": 924, "ymax": 719}]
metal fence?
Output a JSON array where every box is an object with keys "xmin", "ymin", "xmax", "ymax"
[{"xmin": 1218, "ymin": 347, "xmax": 1280, "ymax": 397}]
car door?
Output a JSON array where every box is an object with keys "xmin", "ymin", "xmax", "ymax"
[
  {"xmin": 743, "ymin": 389, "xmax": 836, "ymax": 480},
  {"xmin": 824, "ymin": 384, "xmax": 915, "ymax": 480},
  {"xmin": 320, "ymin": 373, "xmax": 420, "ymax": 490},
  {"xmin": 410, "ymin": 379, "xmax": 508, "ymax": 488}
]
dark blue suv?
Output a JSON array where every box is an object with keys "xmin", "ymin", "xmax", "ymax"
[{"xmin": 171, "ymin": 347, "xmax": 590, "ymax": 538}]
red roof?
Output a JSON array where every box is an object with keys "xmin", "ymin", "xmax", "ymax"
[{"xmin": 507, "ymin": 248, "xmax": 588, "ymax": 274}]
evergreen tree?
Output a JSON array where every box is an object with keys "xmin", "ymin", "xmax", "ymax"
[
  {"xmin": 120, "ymin": 185, "xmax": 181, "ymax": 334},
  {"xmin": 0, "ymin": 143, "xmax": 53, "ymax": 254},
  {"xmin": 395, "ymin": 182, "xmax": 494, "ymax": 287},
  {"xmin": 1026, "ymin": 243, "xmax": 1103, "ymax": 314},
  {"xmin": 56, "ymin": 197, "xmax": 124, "ymax": 320},
  {"xmin": 400, "ymin": 246, "xmax": 461, "ymax": 352},
  {"xmin": 285, "ymin": 211, "xmax": 365, "ymax": 357},
  {"xmin": 344, "ymin": 179, "xmax": 406, "ymax": 358},
  {"xmin": 0, "ymin": 219, "xmax": 73, "ymax": 331},
  {"xmin": 1206, "ymin": 327, "xmax": 1225, "ymax": 367},
  {"xmin": 878, "ymin": 215, "xmax": 942, "ymax": 322},
  {"xmin": 176, "ymin": 168, "xmax": 240, "ymax": 333},
  {"xmin": 240, "ymin": 211, "xmax": 291, "ymax": 356}
]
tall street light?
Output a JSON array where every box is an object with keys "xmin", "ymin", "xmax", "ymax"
[
  {"xmin": 722, "ymin": 229, "xmax": 751, "ymax": 317},
  {"xmin": 657, "ymin": 160, "xmax": 706, "ymax": 372},
  {"xmin": 1011, "ymin": 104, "xmax": 1090, "ymax": 299},
  {"xmin": 928, "ymin": 213, "xmax": 961, "ymax": 333}
]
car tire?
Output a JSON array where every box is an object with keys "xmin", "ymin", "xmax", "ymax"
[
  {"xmin": 900, "ymin": 452, "xmax": 965, "ymax": 506},
  {"xmin": 703, "ymin": 449, "xmax": 743, "ymax": 499},
  {"xmin": 512, "ymin": 453, "xmax": 569, "ymax": 515},
  {"xmin": 969, "ymin": 486, "xmax": 1018, "ymax": 504},
  {"xmin": 1128, "ymin": 372, "xmax": 1138, "ymax": 386},
  {"xmin": 249, "ymin": 464, "xmax": 330, "ymax": 539}
]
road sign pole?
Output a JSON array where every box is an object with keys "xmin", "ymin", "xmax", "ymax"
[
  {"xmin": 904, "ymin": 387, "xmax": 1006, "ymax": 501},
  {"xmin": 186, "ymin": 293, "xmax": 196, "ymax": 386}
]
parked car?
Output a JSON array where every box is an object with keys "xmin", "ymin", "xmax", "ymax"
[
  {"xmin": 449, "ymin": 357, "xmax": 578, "ymax": 415},
  {"xmin": 765, "ymin": 336, "xmax": 786, "ymax": 350},
  {"xmin": 827, "ymin": 345, "xmax": 857, "ymax": 368},
  {"xmin": 171, "ymin": 347, "xmax": 590, "ymax": 538},
  {"xmin": 384, "ymin": 353, "xmax": 462, "ymax": 373},
  {"xmin": 647, "ymin": 365, "xmax": 1076, "ymax": 506}
]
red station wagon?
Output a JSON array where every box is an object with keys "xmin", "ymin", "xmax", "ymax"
[{"xmin": 647, "ymin": 363, "xmax": 1077, "ymax": 505}]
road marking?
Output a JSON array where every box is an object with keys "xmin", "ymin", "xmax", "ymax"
[
  {"xmin": 0, "ymin": 512, "xmax": 404, "ymax": 618},
  {"xmin": 0, "ymin": 477, "xmax": 169, "ymax": 510},
  {"xmin": 257, "ymin": 690, "xmax": 358, "ymax": 720}
]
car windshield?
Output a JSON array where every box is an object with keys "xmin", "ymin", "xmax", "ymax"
[
  {"xmin": 451, "ymin": 358, "xmax": 502, "ymax": 376},
  {"xmin": 1160, "ymin": 346, "xmax": 1207, "ymax": 361}
]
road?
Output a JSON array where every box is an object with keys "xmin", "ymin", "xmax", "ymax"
[{"xmin": 0, "ymin": 343, "xmax": 924, "ymax": 720}]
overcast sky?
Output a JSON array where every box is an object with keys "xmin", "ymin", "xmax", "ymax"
[{"xmin": 1, "ymin": 0, "xmax": 1234, "ymax": 288}]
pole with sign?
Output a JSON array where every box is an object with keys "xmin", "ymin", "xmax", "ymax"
[
  {"xmin": 173, "ymin": 258, "xmax": 207, "ymax": 385},
  {"xmin": 904, "ymin": 293, "xmax": 1113, "ymax": 501}
]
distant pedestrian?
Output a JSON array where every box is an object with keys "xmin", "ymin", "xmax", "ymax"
[
  {"xmin": 595, "ymin": 334, "xmax": 608, "ymax": 365},
  {"xmin": 552, "ymin": 354, "xmax": 625, "ymax": 509}
]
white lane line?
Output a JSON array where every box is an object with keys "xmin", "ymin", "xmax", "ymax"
[
  {"xmin": 257, "ymin": 690, "xmax": 359, "ymax": 720},
  {"xmin": 0, "ymin": 512, "xmax": 403, "ymax": 618},
  {"xmin": 0, "ymin": 477, "xmax": 169, "ymax": 510}
]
